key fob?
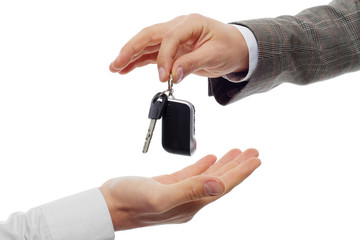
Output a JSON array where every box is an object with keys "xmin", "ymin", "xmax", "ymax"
[{"xmin": 162, "ymin": 97, "xmax": 196, "ymax": 156}]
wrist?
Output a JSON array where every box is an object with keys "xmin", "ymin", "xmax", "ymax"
[
  {"xmin": 228, "ymin": 24, "xmax": 249, "ymax": 73},
  {"xmin": 99, "ymin": 182, "xmax": 139, "ymax": 231},
  {"xmin": 229, "ymin": 24, "xmax": 258, "ymax": 81},
  {"xmin": 99, "ymin": 186, "xmax": 118, "ymax": 230}
]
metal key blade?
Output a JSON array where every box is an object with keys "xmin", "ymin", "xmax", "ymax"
[
  {"xmin": 143, "ymin": 119, "xmax": 157, "ymax": 153},
  {"xmin": 142, "ymin": 92, "xmax": 168, "ymax": 154}
]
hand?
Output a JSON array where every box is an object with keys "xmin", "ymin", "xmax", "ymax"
[
  {"xmin": 100, "ymin": 148, "xmax": 260, "ymax": 231},
  {"xmin": 109, "ymin": 14, "xmax": 249, "ymax": 83}
]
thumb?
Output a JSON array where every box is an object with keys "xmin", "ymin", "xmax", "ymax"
[{"xmin": 161, "ymin": 176, "xmax": 225, "ymax": 210}]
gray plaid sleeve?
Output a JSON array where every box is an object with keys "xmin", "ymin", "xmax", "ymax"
[{"xmin": 209, "ymin": 0, "xmax": 360, "ymax": 105}]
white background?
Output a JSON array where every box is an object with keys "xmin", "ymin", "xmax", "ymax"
[{"xmin": 1, "ymin": 0, "xmax": 359, "ymax": 239}]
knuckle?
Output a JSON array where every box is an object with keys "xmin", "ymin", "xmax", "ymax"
[
  {"xmin": 140, "ymin": 26, "xmax": 156, "ymax": 43},
  {"xmin": 185, "ymin": 60, "xmax": 196, "ymax": 73},
  {"xmin": 140, "ymin": 26, "xmax": 152, "ymax": 35},
  {"xmin": 183, "ymin": 184, "xmax": 203, "ymax": 202},
  {"xmin": 172, "ymin": 15, "xmax": 186, "ymax": 23},
  {"xmin": 187, "ymin": 13, "xmax": 203, "ymax": 21},
  {"xmin": 163, "ymin": 30, "xmax": 175, "ymax": 42}
]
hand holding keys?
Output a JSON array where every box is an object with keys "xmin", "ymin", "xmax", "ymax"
[{"xmin": 143, "ymin": 76, "xmax": 196, "ymax": 156}]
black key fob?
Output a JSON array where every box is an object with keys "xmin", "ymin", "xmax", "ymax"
[{"xmin": 162, "ymin": 97, "xmax": 196, "ymax": 156}]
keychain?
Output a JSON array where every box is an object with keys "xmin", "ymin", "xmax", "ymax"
[{"xmin": 142, "ymin": 75, "xmax": 196, "ymax": 156}]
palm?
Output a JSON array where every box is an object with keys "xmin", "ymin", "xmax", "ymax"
[
  {"xmin": 101, "ymin": 148, "xmax": 260, "ymax": 230},
  {"xmin": 146, "ymin": 148, "xmax": 260, "ymax": 225}
]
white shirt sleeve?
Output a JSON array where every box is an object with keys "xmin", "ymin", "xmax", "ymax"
[
  {"xmin": 0, "ymin": 188, "xmax": 115, "ymax": 240},
  {"xmin": 223, "ymin": 25, "xmax": 259, "ymax": 83}
]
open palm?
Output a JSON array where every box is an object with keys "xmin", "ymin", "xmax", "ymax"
[{"xmin": 100, "ymin": 148, "xmax": 260, "ymax": 231}]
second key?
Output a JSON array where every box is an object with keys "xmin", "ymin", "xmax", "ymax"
[{"xmin": 142, "ymin": 92, "xmax": 168, "ymax": 153}]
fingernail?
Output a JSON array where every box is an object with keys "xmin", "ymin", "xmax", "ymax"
[
  {"xmin": 110, "ymin": 62, "xmax": 118, "ymax": 72},
  {"xmin": 204, "ymin": 181, "xmax": 224, "ymax": 196},
  {"xmin": 158, "ymin": 67, "xmax": 165, "ymax": 81},
  {"xmin": 176, "ymin": 66, "xmax": 184, "ymax": 83}
]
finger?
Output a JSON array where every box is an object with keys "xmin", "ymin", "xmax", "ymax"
[
  {"xmin": 171, "ymin": 42, "xmax": 219, "ymax": 83},
  {"xmin": 110, "ymin": 44, "xmax": 158, "ymax": 73},
  {"xmin": 119, "ymin": 43, "xmax": 160, "ymax": 72},
  {"xmin": 203, "ymin": 148, "xmax": 242, "ymax": 175},
  {"xmin": 212, "ymin": 148, "xmax": 259, "ymax": 177},
  {"xmin": 152, "ymin": 174, "xmax": 179, "ymax": 185},
  {"xmin": 110, "ymin": 23, "xmax": 170, "ymax": 73},
  {"xmin": 152, "ymin": 154, "xmax": 216, "ymax": 184},
  {"xmin": 220, "ymin": 157, "xmax": 261, "ymax": 194},
  {"xmin": 157, "ymin": 16, "xmax": 204, "ymax": 82},
  {"xmin": 158, "ymin": 175, "xmax": 225, "ymax": 212},
  {"xmin": 119, "ymin": 52, "xmax": 158, "ymax": 74},
  {"xmin": 110, "ymin": 49, "xmax": 133, "ymax": 73},
  {"xmin": 110, "ymin": 16, "xmax": 184, "ymax": 73},
  {"xmin": 171, "ymin": 154, "xmax": 217, "ymax": 180},
  {"xmin": 131, "ymin": 43, "xmax": 160, "ymax": 61}
]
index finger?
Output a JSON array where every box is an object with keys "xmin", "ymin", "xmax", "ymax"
[
  {"xmin": 171, "ymin": 154, "xmax": 217, "ymax": 180},
  {"xmin": 156, "ymin": 14, "xmax": 206, "ymax": 82},
  {"xmin": 109, "ymin": 28, "xmax": 161, "ymax": 72},
  {"xmin": 110, "ymin": 18, "xmax": 182, "ymax": 72},
  {"xmin": 220, "ymin": 157, "xmax": 261, "ymax": 196}
]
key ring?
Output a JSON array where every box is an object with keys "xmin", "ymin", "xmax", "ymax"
[
  {"xmin": 168, "ymin": 74, "xmax": 174, "ymax": 96},
  {"xmin": 161, "ymin": 74, "xmax": 174, "ymax": 97}
]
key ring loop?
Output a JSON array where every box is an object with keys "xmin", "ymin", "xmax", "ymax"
[
  {"xmin": 168, "ymin": 74, "xmax": 174, "ymax": 96},
  {"xmin": 161, "ymin": 74, "xmax": 174, "ymax": 97}
]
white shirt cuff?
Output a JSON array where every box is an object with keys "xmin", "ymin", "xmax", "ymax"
[
  {"xmin": 40, "ymin": 188, "xmax": 115, "ymax": 240},
  {"xmin": 223, "ymin": 25, "xmax": 259, "ymax": 83}
]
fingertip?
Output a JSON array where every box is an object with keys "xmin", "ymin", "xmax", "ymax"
[
  {"xmin": 204, "ymin": 154, "xmax": 217, "ymax": 164},
  {"xmin": 109, "ymin": 62, "xmax": 118, "ymax": 73},
  {"xmin": 173, "ymin": 66, "xmax": 185, "ymax": 83},
  {"xmin": 195, "ymin": 154, "xmax": 217, "ymax": 170},
  {"xmin": 228, "ymin": 148, "xmax": 242, "ymax": 155},
  {"xmin": 109, "ymin": 57, "xmax": 123, "ymax": 72},
  {"xmin": 111, "ymin": 48, "xmax": 133, "ymax": 72},
  {"xmin": 221, "ymin": 148, "xmax": 242, "ymax": 161},
  {"xmin": 207, "ymin": 154, "xmax": 217, "ymax": 160},
  {"xmin": 244, "ymin": 148, "xmax": 260, "ymax": 158},
  {"xmin": 158, "ymin": 66, "xmax": 166, "ymax": 82},
  {"xmin": 239, "ymin": 157, "xmax": 262, "ymax": 174},
  {"xmin": 251, "ymin": 157, "xmax": 262, "ymax": 168}
]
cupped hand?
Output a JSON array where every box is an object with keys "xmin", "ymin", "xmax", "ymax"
[
  {"xmin": 100, "ymin": 148, "xmax": 260, "ymax": 231},
  {"xmin": 109, "ymin": 14, "xmax": 249, "ymax": 83}
]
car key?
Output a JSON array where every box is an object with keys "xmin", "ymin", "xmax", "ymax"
[
  {"xmin": 142, "ymin": 92, "xmax": 168, "ymax": 153},
  {"xmin": 161, "ymin": 77, "xmax": 196, "ymax": 156},
  {"xmin": 162, "ymin": 96, "xmax": 196, "ymax": 156}
]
